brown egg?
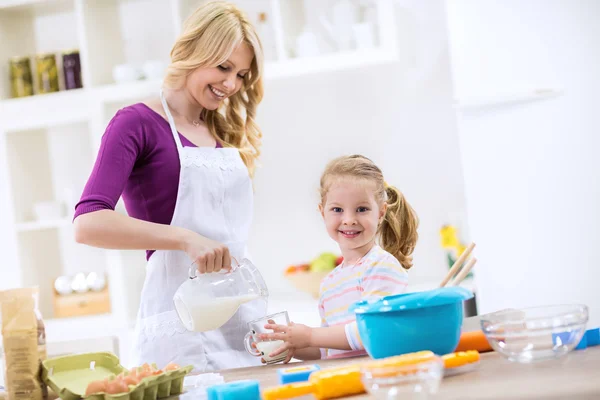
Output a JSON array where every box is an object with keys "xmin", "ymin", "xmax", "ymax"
[
  {"xmin": 124, "ymin": 374, "xmax": 139, "ymax": 386},
  {"xmin": 165, "ymin": 362, "xmax": 180, "ymax": 371},
  {"xmin": 136, "ymin": 370, "xmax": 153, "ymax": 380},
  {"xmin": 105, "ymin": 378, "xmax": 129, "ymax": 394},
  {"xmin": 85, "ymin": 379, "xmax": 107, "ymax": 396}
]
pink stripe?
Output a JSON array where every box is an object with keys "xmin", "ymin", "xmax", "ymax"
[
  {"xmin": 327, "ymin": 350, "xmax": 368, "ymax": 359},
  {"xmin": 321, "ymin": 286, "xmax": 361, "ymax": 305},
  {"xmin": 362, "ymin": 275, "xmax": 408, "ymax": 286},
  {"xmin": 330, "ymin": 319, "xmax": 355, "ymax": 326}
]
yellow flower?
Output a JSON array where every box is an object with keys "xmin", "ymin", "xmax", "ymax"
[{"xmin": 440, "ymin": 225, "xmax": 460, "ymax": 249}]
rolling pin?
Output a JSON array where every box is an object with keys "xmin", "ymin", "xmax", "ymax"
[
  {"xmin": 455, "ymin": 330, "xmax": 493, "ymax": 353},
  {"xmin": 262, "ymin": 351, "xmax": 479, "ymax": 400}
]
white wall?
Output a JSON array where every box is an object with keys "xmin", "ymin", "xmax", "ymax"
[
  {"xmin": 446, "ymin": 0, "xmax": 600, "ymax": 326},
  {"xmin": 250, "ymin": 0, "xmax": 468, "ymax": 295}
]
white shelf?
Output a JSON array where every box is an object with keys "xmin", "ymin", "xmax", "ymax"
[
  {"xmin": 16, "ymin": 218, "xmax": 71, "ymax": 232},
  {"xmin": 455, "ymin": 88, "xmax": 564, "ymax": 110},
  {"xmin": 0, "ymin": 89, "xmax": 91, "ymax": 132},
  {"xmin": 93, "ymin": 79, "xmax": 163, "ymax": 104},
  {"xmin": 266, "ymin": 48, "xmax": 398, "ymax": 80},
  {"xmin": 0, "ymin": 0, "xmax": 70, "ymax": 12},
  {"xmin": 0, "ymin": 47, "xmax": 399, "ymax": 131}
]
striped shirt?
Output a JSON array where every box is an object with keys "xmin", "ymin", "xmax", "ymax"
[{"xmin": 318, "ymin": 245, "xmax": 409, "ymax": 358}]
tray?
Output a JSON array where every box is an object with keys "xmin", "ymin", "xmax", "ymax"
[{"xmin": 41, "ymin": 352, "xmax": 192, "ymax": 400}]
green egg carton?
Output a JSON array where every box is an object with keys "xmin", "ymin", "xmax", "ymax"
[{"xmin": 41, "ymin": 352, "xmax": 193, "ymax": 400}]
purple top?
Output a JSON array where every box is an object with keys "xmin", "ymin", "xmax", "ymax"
[{"xmin": 74, "ymin": 103, "xmax": 221, "ymax": 260}]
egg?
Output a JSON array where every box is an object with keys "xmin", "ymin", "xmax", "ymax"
[
  {"xmin": 105, "ymin": 378, "xmax": 129, "ymax": 394},
  {"xmin": 141, "ymin": 363, "xmax": 152, "ymax": 372},
  {"xmin": 85, "ymin": 379, "xmax": 107, "ymax": 396},
  {"xmin": 124, "ymin": 374, "xmax": 139, "ymax": 386},
  {"xmin": 165, "ymin": 362, "xmax": 180, "ymax": 371},
  {"xmin": 136, "ymin": 370, "xmax": 153, "ymax": 380}
]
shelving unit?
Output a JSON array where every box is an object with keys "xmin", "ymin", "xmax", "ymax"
[
  {"xmin": 454, "ymin": 88, "xmax": 564, "ymax": 111},
  {"xmin": 0, "ymin": 0, "xmax": 399, "ymax": 358}
]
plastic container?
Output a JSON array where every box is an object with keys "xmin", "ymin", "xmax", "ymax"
[
  {"xmin": 277, "ymin": 364, "xmax": 321, "ymax": 384},
  {"xmin": 179, "ymin": 373, "xmax": 224, "ymax": 399},
  {"xmin": 206, "ymin": 380, "xmax": 260, "ymax": 400},
  {"xmin": 41, "ymin": 352, "xmax": 192, "ymax": 400},
  {"xmin": 350, "ymin": 287, "xmax": 474, "ymax": 358},
  {"xmin": 480, "ymin": 305, "xmax": 588, "ymax": 363},
  {"xmin": 360, "ymin": 355, "xmax": 444, "ymax": 399}
]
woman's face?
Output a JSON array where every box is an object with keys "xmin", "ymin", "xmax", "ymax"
[{"xmin": 186, "ymin": 42, "xmax": 254, "ymax": 110}]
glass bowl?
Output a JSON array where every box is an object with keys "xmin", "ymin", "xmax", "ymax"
[
  {"xmin": 480, "ymin": 304, "xmax": 589, "ymax": 363},
  {"xmin": 360, "ymin": 356, "xmax": 444, "ymax": 399}
]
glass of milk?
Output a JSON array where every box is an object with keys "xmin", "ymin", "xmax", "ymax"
[{"xmin": 243, "ymin": 311, "xmax": 290, "ymax": 364}]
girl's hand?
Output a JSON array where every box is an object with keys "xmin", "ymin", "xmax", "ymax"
[
  {"xmin": 259, "ymin": 322, "xmax": 313, "ymax": 357},
  {"xmin": 181, "ymin": 232, "xmax": 232, "ymax": 273},
  {"xmin": 252, "ymin": 341, "xmax": 295, "ymax": 364}
]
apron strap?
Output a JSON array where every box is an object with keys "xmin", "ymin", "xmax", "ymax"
[{"xmin": 160, "ymin": 89, "xmax": 184, "ymax": 155}]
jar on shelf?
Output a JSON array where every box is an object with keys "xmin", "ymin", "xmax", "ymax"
[
  {"xmin": 62, "ymin": 49, "xmax": 83, "ymax": 90},
  {"xmin": 35, "ymin": 52, "xmax": 60, "ymax": 94},
  {"xmin": 9, "ymin": 55, "xmax": 34, "ymax": 98}
]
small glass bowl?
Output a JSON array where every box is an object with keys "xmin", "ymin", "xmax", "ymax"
[
  {"xmin": 360, "ymin": 356, "xmax": 444, "ymax": 399},
  {"xmin": 480, "ymin": 304, "xmax": 588, "ymax": 363}
]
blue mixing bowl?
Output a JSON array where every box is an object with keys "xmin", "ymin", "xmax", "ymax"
[{"xmin": 350, "ymin": 287, "xmax": 474, "ymax": 359}]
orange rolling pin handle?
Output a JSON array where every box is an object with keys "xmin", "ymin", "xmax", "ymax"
[
  {"xmin": 262, "ymin": 382, "xmax": 315, "ymax": 400},
  {"xmin": 455, "ymin": 330, "xmax": 493, "ymax": 353},
  {"xmin": 442, "ymin": 350, "xmax": 480, "ymax": 368}
]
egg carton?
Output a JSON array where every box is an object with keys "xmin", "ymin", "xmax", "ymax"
[{"xmin": 41, "ymin": 352, "xmax": 193, "ymax": 400}]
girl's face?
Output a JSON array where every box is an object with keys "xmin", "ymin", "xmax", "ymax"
[
  {"xmin": 320, "ymin": 178, "xmax": 386, "ymax": 255},
  {"xmin": 185, "ymin": 42, "xmax": 254, "ymax": 110}
]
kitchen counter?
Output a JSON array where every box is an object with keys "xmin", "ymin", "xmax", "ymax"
[
  {"xmin": 2, "ymin": 347, "xmax": 597, "ymax": 399},
  {"xmin": 190, "ymin": 346, "xmax": 600, "ymax": 399}
]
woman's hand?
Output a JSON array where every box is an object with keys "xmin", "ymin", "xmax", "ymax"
[
  {"xmin": 181, "ymin": 231, "xmax": 231, "ymax": 273},
  {"xmin": 258, "ymin": 322, "xmax": 313, "ymax": 360}
]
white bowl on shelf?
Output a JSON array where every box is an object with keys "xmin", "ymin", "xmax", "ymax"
[
  {"xmin": 142, "ymin": 60, "xmax": 167, "ymax": 80},
  {"xmin": 113, "ymin": 64, "xmax": 143, "ymax": 83}
]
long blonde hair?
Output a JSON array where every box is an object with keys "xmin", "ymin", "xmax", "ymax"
[
  {"xmin": 164, "ymin": 1, "xmax": 264, "ymax": 176},
  {"xmin": 319, "ymin": 155, "xmax": 420, "ymax": 269}
]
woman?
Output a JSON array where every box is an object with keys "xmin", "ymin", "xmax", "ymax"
[{"xmin": 74, "ymin": 1, "xmax": 266, "ymax": 371}]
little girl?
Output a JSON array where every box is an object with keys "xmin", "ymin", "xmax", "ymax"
[{"xmin": 260, "ymin": 154, "xmax": 419, "ymax": 362}]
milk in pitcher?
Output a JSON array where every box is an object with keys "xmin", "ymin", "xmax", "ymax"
[{"xmin": 175, "ymin": 293, "xmax": 261, "ymax": 332}]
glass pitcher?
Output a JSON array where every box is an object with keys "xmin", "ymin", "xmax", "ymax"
[{"xmin": 173, "ymin": 258, "xmax": 268, "ymax": 332}]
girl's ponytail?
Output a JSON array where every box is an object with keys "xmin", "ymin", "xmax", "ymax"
[{"xmin": 379, "ymin": 185, "xmax": 419, "ymax": 269}]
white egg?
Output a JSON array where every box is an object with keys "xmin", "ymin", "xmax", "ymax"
[
  {"xmin": 86, "ymin": 272, "xmax": 107, "ymax": 292},
  {"xmin": 71, "ymin": 272, "xmax": 89, "ymax": 293},
  {"xmin": 54, "ymin": 276, "xmax": 73, "ymax": 295}
]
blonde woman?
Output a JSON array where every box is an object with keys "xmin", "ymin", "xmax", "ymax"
[{"xmin": 74, "ymin": 1, "xmax": 266, "ymax": 371}]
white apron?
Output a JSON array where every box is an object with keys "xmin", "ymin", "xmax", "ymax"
[{"xmin": 131, "ymin": 90, "xmax": 266, "ymax": 372}]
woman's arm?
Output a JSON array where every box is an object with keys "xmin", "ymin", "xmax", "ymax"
[
  {"xmin": 74, "ymin": 210, "xmax": 191, "ymax": 251},
  {"xmin": 75, "ymin": 211, "xmax": 231, "ymax": 272},
  {"xmin": 73, "ymin": 107, "xmax": 231, "ymax": 272}
]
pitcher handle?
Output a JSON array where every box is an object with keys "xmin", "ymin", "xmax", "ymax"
[
  {"xmin": 189, "ymin": 257, "xmax": 239, "ymax": 279},
  {"xmin": 243, "ymin": 331, "xmax": 261, "ymax": 357}
]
